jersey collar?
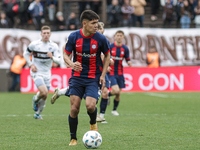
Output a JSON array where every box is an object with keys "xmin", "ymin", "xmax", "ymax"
[
  {"xmin": 114, "ymin": 42, "xmax": 123, "ymax": 47},
  {"xmin": 80, "ymin": 28, "xmax": 94, "ymax": 38}
]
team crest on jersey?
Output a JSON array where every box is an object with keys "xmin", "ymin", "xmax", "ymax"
[
  {"xmin": 92, "ymin": 44, "xmax": 97, "ymax": 49},
  {"xmin": 121, "ymin": 51, "xmax": 124, "ymax": 55},
  {"xmin": 49, "ymin": 47, "xmax": 52, "ymax": 51}
]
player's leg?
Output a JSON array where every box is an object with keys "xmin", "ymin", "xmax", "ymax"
[
  {"xmin": 97, "ymin": 87, "xmax": 108, "ymax": 122},
  {"xmin": 108, "ymin": 75, "xmax": 119, "ymax": 104},
  {"xmin": 68, "ymin": 78, "xmax": 85, "ymax": 146},
  {"xmin": 86, "ymin": 96, "xmax": 98, "ymax": 131},
  {"xmin": 111, "ymin": 75, "xmax": 125, "ymax": 116},
  {"xmin": 68, "ymin": 95, "xmax": 81, "ymax": 145},
  {"xmin": 34, "ymin": 84, "xmax": 48, "ymax": 119},
  {"xmin": 85, "ymin": 82, "xmax": 100, "ymax": 131},
  {"xmin": 110, "ymin": 85, "xmax": 120, "ymax": 116},
  {"xmin": 51, "ymin": 87, "xmax": 69, "ymax": 104},
  {"xmin": 32, "ymin": 76, "xmax": 48, "ymax": 111},
  {"xmin": 97, "ymin": 74, "xmax": 109, "ymax": 122}
]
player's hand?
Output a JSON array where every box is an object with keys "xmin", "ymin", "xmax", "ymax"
[
  {"xmin": 107, "ymin": 66, "xmax": 112, "ymax": 72},
  {"xmin": 127, "ymin": 61, "xmax": 132, "ymax": 67},
  {"xmin": 47, "ymin": 52, "xmax": 53, "ymax": 59},
  {"xmin": 30, "ymin": 64, "xmax": 37, "ymax": 72},
  {"xmin": 110, "ymin": 58, "xmax": 114, "ymax": 65},
  {"xmin": 72, "ymin": 61, "xmax": 82, "ymax": 72},
  {"xmin": 99, "ymin": 76, "xmax": 105, "ymax": 90}
]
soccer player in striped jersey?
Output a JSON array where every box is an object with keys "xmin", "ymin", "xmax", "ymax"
[
  {"xmin": 108, "ymin": 30, "xmax": 132, "ymax": 116},
  {"xmin": 51, "ymin": 22, "xmax": 113, "ymax": 123},
  {"xmin": 64, "ymin": 10, "xmax": 110, "ymax": 146},
  {"xmin": 23, "ymin": 26, "xmax": 61, "ymax": 120},
  {"xmin": 96, "ymin": 22, "xmax": 114, "ymax": 123}
]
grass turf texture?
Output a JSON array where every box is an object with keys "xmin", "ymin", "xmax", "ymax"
[{"xmin": 0, "ymin": 92, "xmax": 200, "ymax": 150}]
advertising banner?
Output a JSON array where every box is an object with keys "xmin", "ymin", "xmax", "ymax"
[
  {"xmin": 1, "ymin": 27, "xmax": 200, "ymax": 69},
  {"xmin": 20, "ymin": 66, "xmax": 200, "ymax": 93}
]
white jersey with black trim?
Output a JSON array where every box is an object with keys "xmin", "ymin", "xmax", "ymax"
[{"xmin": 25, "ymin": 39, "xmax": 60, "ymax": 76}]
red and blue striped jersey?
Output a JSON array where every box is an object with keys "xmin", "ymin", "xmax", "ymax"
[
  {"xmin": 110, "ymin": 42, "xmax": 130, "ymax": 75},
  {"xmin": 65, "ymin": 29, "xmax": 110, "ymax": 80}
]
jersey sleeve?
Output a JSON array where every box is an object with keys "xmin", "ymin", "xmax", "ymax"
[
  {"xmin": 101, "ymin": 37, "xmax": 110, "ymax": 55},
  {"xmin": 65, "ymin": 33, "xmax": 75, "ymax": 54},
  {"xmin": 52, "ymin": 44, "xmax": 61, "ymax": 64},
  {"xmin": 53, "ymin": 44, "xmax": 61, "ymax": 57},
  {"xmin": 27, "ymin": 41, "xmax": 35, "ymax": 53},
  {"xmin": 125, "ymin": 46, "xmax": 130, "ymax": 61}
]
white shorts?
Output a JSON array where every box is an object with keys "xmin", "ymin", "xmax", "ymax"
[{"xmin": 31, "ymin": 73, "xmax": 51, "ymax": 88}]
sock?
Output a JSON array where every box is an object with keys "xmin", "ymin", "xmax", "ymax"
[
  {"xmin": 34, "ymin": 92, "xmax": 41, "ymax": 103},
  {"xmin": 100, "ymin": 98, "xmax": 108, "ymax": 114},
  {"xmin": 58, "ymin": 88, "xmax": 68, "ymax": 96},
  {"xmin": 108, "ymin": 91, "xmax": 113, "ymax": 97},
  {"xmin": 68, "ymin": 115, "xmax": 78, "ymax": 140},
  {"xmin": 36, "ymin": 99, "xmax": 46, "ymax": 115},
  {"xmin": 87, "ymin": 107, "xmax": 97, "ymax": 125},
  {"xmin": 113, "ymin": 99, "xmax": 119, "ymax": 111}
]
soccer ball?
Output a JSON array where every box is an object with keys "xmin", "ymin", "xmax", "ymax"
[{"xmin": 82, "ymin": 131, "xmax": 102, "ymax": 149}]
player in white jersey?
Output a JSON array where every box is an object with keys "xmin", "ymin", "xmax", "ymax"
[{"xmin": 23, "ymin": 26, "xmax": 61, "ymax": 119}]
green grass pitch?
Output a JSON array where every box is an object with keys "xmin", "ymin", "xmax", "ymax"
[{"xmin": 0, "ymin": 92, "xmax": 200, "ymax": 150}]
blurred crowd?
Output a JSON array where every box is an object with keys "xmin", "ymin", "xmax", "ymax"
[{"xmin": 0, "ymin": 0, "xmax": 200, "ymax": 30}]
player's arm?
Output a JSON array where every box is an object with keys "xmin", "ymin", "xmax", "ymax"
[
  {"xmin": 47, "ymin": 44, "xmax": 61, "ymax": 64},
  {"xmin": 62, "ymin": 44, "xmax": 71, "ymax": 68},
  {"xmin": 24, "ymin": 43, "xmax": 37, "ymax": 72},
  {"xmin": 63, "ymin": 50, "xmax": 82, "ymax": 72},
  {"xmin": 125, "ymin": 47, "xmax": 132, "ymax": 67},
  {"xmin": 100, "ymin": 52, "xmax": 110, "ymax": 89}
]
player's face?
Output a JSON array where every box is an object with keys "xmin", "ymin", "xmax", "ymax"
[
  {"xmin": 114, "ymin": 33, "xmax": 124, "ymax": 43},
  {"xmin": 84, "ymin": 19, "xmax": 98, "ymax": 34},
  {"xmin": 98, "ymin": 27, "xmax": 104, "ymax": 34},
  {"xmin": 41, "ymin": 29, "xmax": 51, "ymax": 42}
]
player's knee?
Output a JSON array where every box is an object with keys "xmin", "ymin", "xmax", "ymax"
[
  {"xmin": 102, "ymin": 88, "xmax": 108, "ymax": 99},
  {"xmin": 86, "ymin": 104, "xmax": 95, "ymax": 113},
  {"xmin": 71, "ymin": 106, "xmax": 79, "ymax": 116},
  {"xmin": 113, "ymin": 89, "xmax": 120, "ymax": 95},
  {"xmin": 40, "ymin": 90, "xmax": 48, "ymax": 98}
]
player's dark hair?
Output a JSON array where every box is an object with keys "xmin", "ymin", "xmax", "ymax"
[
  {"xmin": 115, "ymin": 30, "xmax": 124, "ymax": 35},
  {"xmin": 80, "ymin": 10, "xmax": 100, "ymax": 23},
  {"xmin": 41, "ymin": 26, "xmax": 51, "ymax": 32}
]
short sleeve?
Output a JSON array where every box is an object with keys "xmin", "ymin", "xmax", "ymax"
[
  {"xmin": 101, "ymin": 37, "xmax": 110, "ymax": 55},
  {"xmin": 65, "ymin": 33, "xmax": 75, "ymax": 54}
]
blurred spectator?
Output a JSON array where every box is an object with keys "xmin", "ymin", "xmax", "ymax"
[
  {"xmin": 53, "ymin": 11, "xmax": 66, "ymax": 31},
  {"xmin": 63, "ymin": 1, "xmax": 71, "ymax": 20},
  {"xmin": 163, "ymin": 0, "xmax": 174, "ymax": 28},
  {"xmin": 66, "ymin": 12, "xmax": 79, "ymax": 30},
  {"xmin": 130, "ymin": 0, "xmax": 146, "ymax": 27},
  {"xmin": 107, "ymin": 0, "xmax": 121, "ymax": 27},
  {"xmin": 17, "ymin": 0, "xmax": 31, "ymax": 28},
  {"xmin": 90, "ymin": 0, "xmax": 101, "ymax": 14},
  {"xmin": 146, "ymin": 46, "xmax": 160, "ymax": 68},
  {"xmin": 2, "ymin": 0, "xmax": 17, "ymax": 27},
  {"xmin": 189, "ymin": 0, "xmax": 198, "ymax": 20},
  {"xmin": 194, "ymin": 0, "xmax": 200, "ymax": 27},
  {"xmin": 28, "ymin": 0, "xmax": 43, "ymax": 30},
  {"xmin": 9, "ymin": 52, "xmax": 26, "ymax": 91},
  {"xmin": 121, "ymin": 0, "xmax": 134, "ymax": 27},
  {"xmin": 78, "ymin": 1, "xmax": 88, "ymax": 17},
  {"xmin": 0, "ymin": 11, "xmax": 11, "ymax": 28},
  {"xmin": 150, "ymin": 0, "xmax": 160, "ymax": 21},
  {"xmin": 46, "ymin": 0, "xmax": 57, "ymax": 22},
  {"xmin": 180, "ymin": 0, "xmax": 191, "ymax": 28},
  {"xmin": 175, "ymin": 0, "xmax": 184, "ymax": 28}
]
